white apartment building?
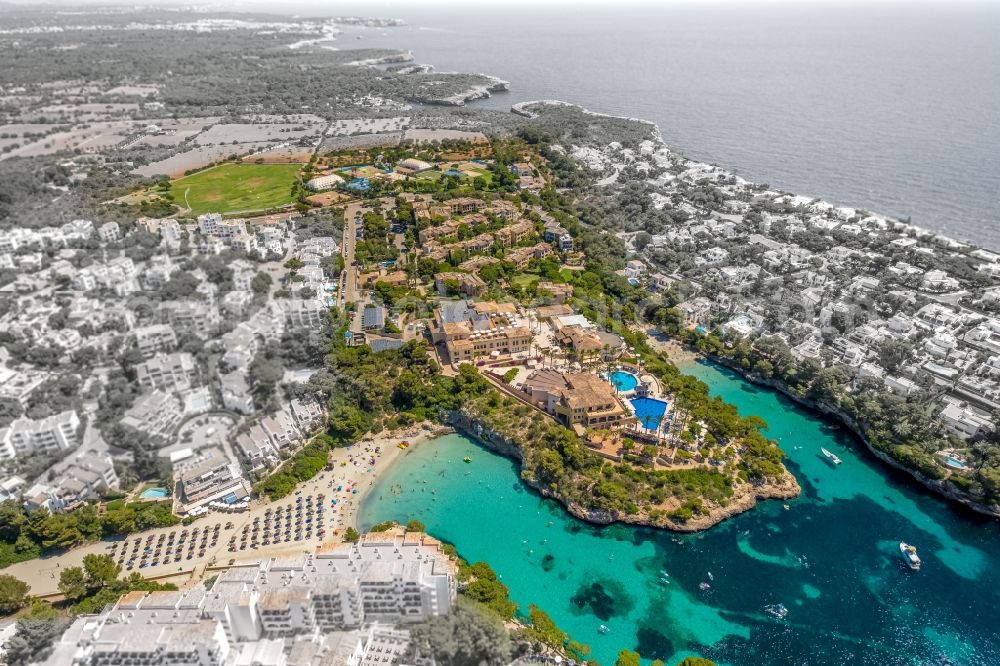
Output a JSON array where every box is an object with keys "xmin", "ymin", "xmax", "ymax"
[
  {"xmin": 0, "ymin": 410, "xmax": 80, "ymax": 460},
  {"xmin": 270, "ymin": 298, "xmax": 328, "ymax": 328},
  {"xmin": 198, "ymin": 213, "xmax": 248, "ymax": 240},
  {"xmin": 234, "ymin": 424, "xmax": 275, "ymax": 474},
  {"xmin": 98, "ymin": 221, "xmax": 121, "ymax": 244},
  {"xmin": 142, "ymin": 255, "xmax": 176, "ymax": 290},
  {"xmin": 135, "ymin": 352, "xmax": 198, "ymax": 392},
  {"xmin": 134, "ymin": 323, "xmax": 179, "ymax": 358},
  {"xmin": 222, "ymin": 290, "xmax": 254, "ymax": 318},
  {"xmin": 0, "ymin": 367, "xmax": 47, "ymax": 409},
  {"xmin": 221, "ymin": 372, "xmax": 255, "ymax": 415},
  {"xmin": 160, "ymin": 300, "xmax": 221, "ymax": 340},
  {"xmin": 39, "ymin": 530, "xmax": 454, "ymax": 665},
  {"xmin": 260, "ymin": 409, "xmax": 300, "ymax": 452},
  {"xmin": 120, "ymin": 390, "xmax": 184, "ymax": 437}
]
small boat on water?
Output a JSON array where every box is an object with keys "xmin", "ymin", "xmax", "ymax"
[
  {"xmin": 821, "ymin": 448, "xmax": 842, "ymax": 465},
  {"xmin": 899, "ymin": 542, "xmax": 921, "ymax": 570},
  {"xmin": 764, "ymin": 603, "xmax": 789, "ymax": 619},
  {"xmin": 598, "ymin": 624, "xmax": 610, "ymax": 634},
  {"xmin": 463, "ymin": 456, "xmax": 472, "ymax": 464},
  {"xmin": 707, "ymin": 571, "xmax": 714, "ymax": 581},
  {"xmin": 699, "ymin": 582, "xmax": 711, "ymax": 591}
]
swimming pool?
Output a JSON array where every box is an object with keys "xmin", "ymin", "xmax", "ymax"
[
  {"xmin": 141, "ymin": 487, "xmax": 169, "ymax": 499},
  {"xmin": 631, "ymin": 397, "xmax": 668, "ymax": 430},
  {"xmin": 610, "ymin": 370, "xmax": 638, "ymax": 392},
  {"xmin": 942, "ymin": 455, "xmax": 968, "ymax": 470}
]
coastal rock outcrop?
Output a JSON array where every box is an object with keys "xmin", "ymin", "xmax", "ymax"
[
  {"xmin": 443, "ymin": 409, "xmax": 800, "ymax": 533},
  {"xmin": 409, "ymin": 74, "xmax": 509, "ymax": 106}
]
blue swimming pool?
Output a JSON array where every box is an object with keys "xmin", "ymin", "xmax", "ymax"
[
  {"xmin": 141, "ymin": 487, "xmax": 169, "ymax": 499},
  {"xmin": 631, "ymin": 397, "xmax": 668, "ymax": 430},
  {"xmin": 610, "ymin": 370, "xmax": 638, "ymax": 392},
  {"xmin": 942, "ymin": 455, "xmax": 968, "ymax": 470}
]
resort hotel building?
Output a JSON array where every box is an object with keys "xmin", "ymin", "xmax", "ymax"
[{"xmin": 430, "ymin": 299, "xmax": 532, "ymax": 364}]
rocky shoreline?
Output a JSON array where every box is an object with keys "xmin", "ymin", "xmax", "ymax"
[
  {"xmin": 699, "ymin": 350, "xmax": 1000, "ymax": 520},
  {"xmin": 412, "ymin": 73, "xmax": 510, "ymax": 106},
  {"xmin": 443, "ymin": 410, "xmax": 800, "ymax": 533}
]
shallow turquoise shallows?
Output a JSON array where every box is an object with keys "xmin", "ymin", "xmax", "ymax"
[
  {"xmin": 611, "ymin": 370, "xmax": 639, "ymax": 392},
  {"xmin": 360, "ymin": 360, "xmax": 1000, "ymax": 666}
]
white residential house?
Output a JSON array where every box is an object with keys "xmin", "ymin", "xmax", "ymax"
[
  {"xmin": 922, "ymin": 269, "xmax": 960, "ymax": 292},
  {"xmin": 229, "ymin": 233, "xmax": 259, "ymax": 254},
  {"xmin": 885, "ymin": 375, "xmax": 919, "ymax": 396},
  {"xmin": 290, "ymin": 398, "xmax": 324, "ymax": 431},
  {"xmin": 940, "ymin": 400, "xmax": 992, "ymax": 439},
  {"xmin": 721, "ymin": 313, "xmax": 762, "ymax": 338},
  {"xmin": 915, "ymin": 303, "xmax": 961, "ymax": 330},
  {"xmin": 695, "ymin": 247, "xmax": 730, "ymax": 267},
  {"xmin": 260, "ymin": 409, "xmax": 301, "ymax": 452}
]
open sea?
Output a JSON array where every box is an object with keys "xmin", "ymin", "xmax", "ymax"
[
  {"xmin": 308, "ymin": 2, "xmax": 1000, "ymax": 248},
  {"xmin": 360, "ymin": 359, "xmax": 1000, "ymax": 666}
]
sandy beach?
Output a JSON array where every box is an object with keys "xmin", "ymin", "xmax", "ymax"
[
  {"xmin": 336, "ymin": 422, "xmax": 451, "ymax": 530},
  {"xmin": 642, "ymin": 327, "xmax": 701, "ymax": 366},
  {"xmin": 2, "ymin": 423, "xmax": 449, "ymax": 598}
]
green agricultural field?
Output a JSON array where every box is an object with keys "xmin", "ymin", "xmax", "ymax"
[{"xmin": 173, "ymin": 163, "xmax": 302, "ymax": 215}]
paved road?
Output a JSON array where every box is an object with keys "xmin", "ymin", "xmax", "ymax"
[
  {"xmin": 339, "ymin": 197, "xmax": 398, "ymax": 334},
  {"xmin": 341, "ymin": 201, "xmax": 362, "ymax": 306}
]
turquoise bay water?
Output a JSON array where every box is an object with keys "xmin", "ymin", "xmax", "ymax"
[{"xmin": 360, "ymin": 360, "xmax": 1000, "ymax": 665}]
